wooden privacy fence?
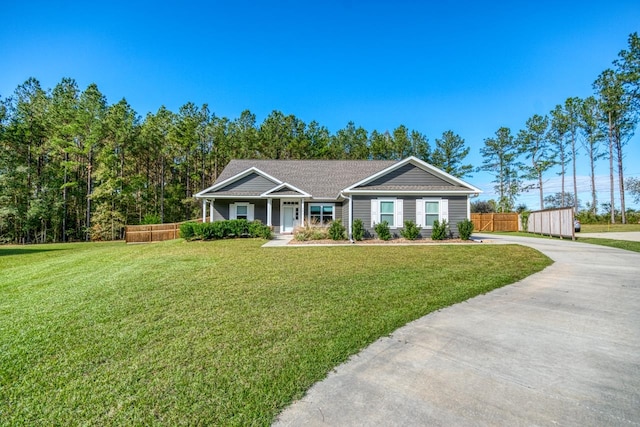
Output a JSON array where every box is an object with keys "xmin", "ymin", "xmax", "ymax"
[
  {"xmin": 527, "ymin": 207, "xmax": 575, "ymax": 239},
  {"xmin": 471, "ymin": 213, "xmax": 520, "ymax": 232},
  {"xmin": 125, "ymin": 223, "xmax": 181, "ymax": 243}
]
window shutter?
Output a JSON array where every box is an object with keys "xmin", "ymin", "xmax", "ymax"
[
  {"xmin": 371, "ymin": 199, "xmax": 378, "ymax": 227},
  {"xmin": 440, "ymin": 199, "xmax": 449, "ymax": 223},
  {"xmin": 395, "ymin": 199, "xmax": 403, "ymax": 228},
  {"xmin": 248, "ymin": 204, "xmax": 255, "ymax": 221},
  {"xmin": 416, "ymin": 199, "xmax": 424, "ymax": 227},
  {"xmin": 229, "ymin": 203, "xmax": 237, "ymax": 220}
]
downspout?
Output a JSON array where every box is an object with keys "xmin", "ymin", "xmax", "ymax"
[{"xmin": 340, "ymin": 192, "xmax": 354, "ymax": 243}]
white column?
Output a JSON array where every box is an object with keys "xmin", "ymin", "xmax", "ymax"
[
  {"xmin": 267, "ymin": 198, "xmax": 272, "ymax": 226},
  {"xmin": 209, "ymin": 199, "xmax": 215, "ymax": 223},
  {"xmin": 202, "ymin": 199, "xmax": 207, "ymax": 222},
  {"xmin": 300, "ymin": 198, "xmax": 305, "ymax": 226}
]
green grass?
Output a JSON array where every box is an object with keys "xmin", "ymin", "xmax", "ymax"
[
  {"xmin": 575, "ymin": 237, "xmax": 640, "ymax": 253},
  {"xmin": 480, "ymin": 230, "xmax": 640, "ymax": 253},
  {"xmin": 580, "ymin": 223, "xmax": 640, "ymax": 232},
  {"xmin": 0, "ymin": 240, "xmax": 551, "ymax": 426}
]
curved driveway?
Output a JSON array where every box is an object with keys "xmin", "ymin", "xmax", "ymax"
[{"xmin": 275, "ymin": 234, "xmax": 640, "ymax": 426}]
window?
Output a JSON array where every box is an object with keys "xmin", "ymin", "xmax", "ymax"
[
  {"xmin": 425, "ymin": 201, "xmax": 439, "ymax": 227},
  {"xmin": 380, "ymin": 201, "xmax": 394, "ymax": 225},
  {"xmin": 236, "ymin": 205, "xmax": 248, "ymax": 220},
  {"xmin": 416, "ymin": 199, "xmax": 448, "ymax": 228},
  {"xmin": 309, "ymin": 203, "xmax": 334, "ymax": 225},
  {"xmin": 371, "ymin": 199, "xmax": 403, "ymax": 228},
  {"xmin": 230, "ymin": 203, "xmax": 254, "ymax": 221}
]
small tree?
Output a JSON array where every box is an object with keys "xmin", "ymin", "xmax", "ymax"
[
  {"xmin": 457, "ymin": 219, "xmax": 474, "ymax": 240},
  {"xmin": 431, "ymin": 220, "xmax": 449, "ymax": 240},
  {"xmin": 328, "ymin": 219, "xmax": 346, "ymax": 240},
  {"xmin": 400, "ymin": 220, "xmax": 421, "ymax": 240},
  {"xmin": 374, "ymin": 221, "xmax": 391, "ymax": 241},
  {"xmin": 352, "ymin": 218, "xmax": 365, "ymax": 241}
]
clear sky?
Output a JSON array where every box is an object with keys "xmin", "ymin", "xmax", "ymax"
[{"xmin": 2, "ymin": 0, "xmax": 639, "ymax": 210}]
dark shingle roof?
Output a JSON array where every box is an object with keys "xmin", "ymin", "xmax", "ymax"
[{"xmin": 215, "ymin": 159, "xmax": 398, "ymax": 199}]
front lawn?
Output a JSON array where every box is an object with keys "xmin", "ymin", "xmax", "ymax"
[{"xmin": 0, "ymin": 240, "xmax": 551, "ymax": 425}]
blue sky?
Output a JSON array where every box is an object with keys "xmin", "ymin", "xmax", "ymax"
[{"xmin": 2, "ymin": 1, "xmax": 639, "ymax": 210}]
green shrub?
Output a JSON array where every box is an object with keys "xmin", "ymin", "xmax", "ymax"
[
  {"xmin": 520, "ymin": 211, "xmax": 530, "ymax": 230},
  {"xmin": 328, "ymin": 220, "xmax": 347, "ymax": 240},
  {"xmin": 183, "ymin": 220, "xmax": 271, "ymax": 241},
  {"xmin": 179, "ymin": 222, "xmax": 196, "ymax": 240},
  {"xmin": 352, "ymin": 218, "xmax": 365, "ymax": 241},
  {"xmin": 457, "ymin": 218, "xmax": 474, "ymax": 240},
  {"xmin": 431, "ymin": 219, "xmax": 449, "ymax": 240},
  {"xmin": 141, "ymin": 213, "xmax": 161, "ymax": 225},
  {"xmin": 374, "ymin": 221, "xmax": 391, "ymax": 241},
  {"xmin": 400, "ymin": 220, "xmax": 421, "ymax": 240},
  {"xmin": 249, "ymin": 220, "xmax": 272, "ymax": 239}
]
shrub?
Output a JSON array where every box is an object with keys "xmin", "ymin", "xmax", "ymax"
[
  {"xmin": 374, "ymin": 221, "xmax": 391, "ymax": 241},
  {"xmin": 352, "ymin": 218, "xmax": 365, "ymax": 241},
  {"xmin": 293, "ymin": 220, "xmax": 328, "ymax": 241},
  {"xmin": 180, "ymin": 222, "xmax": 196, "ymax": 240},
  {"xmin": 249, "ymin": 220, "xmax": 272, "ymax": 239},
  {"xmin": 328, "ymin": 220, "xmax": 347, "ymax": 240},
  {"xmin": 400, "ymin": 220, "xmax": 421, "ymax": 240},
  {"xmin": 183, "ymin": 220, "xmax": 271, "ymax": 241},
  {"xmin": 457, "ymin": 218, "xmax": 474, "ymax": 240},
  {"xmin": 431, "ymin": 219, "xmax": 449, "ymax": 240},
  {"xmin": 141, "ymin": 213, "xmax": 161, "ymax": 225}
]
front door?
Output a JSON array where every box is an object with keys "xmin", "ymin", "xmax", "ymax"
[
  {"xmin": 281, "ymin": 202, "xmax": 300, "ymax": 233},
  {"xmin": 283, "ymin": 206, "xmax": 295, "ymax": 233}
]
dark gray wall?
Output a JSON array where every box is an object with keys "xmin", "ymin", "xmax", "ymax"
[
  {"xmin": 360, "ymin": 164, "xmax": 454, "ymax": 187},
  {"xmin": 213, "ymin": 199, "xmax": 268, "ymax": 224},
  {"xmin": 220, "ymin": 173, "xmax": 276, "ymax": 192},
  {"xmin": 351, "ymin": 195, "xmax": 468, "ymax": 238}
]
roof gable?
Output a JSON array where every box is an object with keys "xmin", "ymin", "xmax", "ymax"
[
  {"xmin": 261, "ymin": 183, "xmax": 310, "ymax": 198},
  {"xmin": 194, "ymin": 167, "xmax": 281, "ymax": 198},
  {"xmin": 360, "ymin": 163, "xmax": 454, "ymax": 188},
  {"xmin": 344, "ymin": 157, "xmax": 481, "ymax": 194}
]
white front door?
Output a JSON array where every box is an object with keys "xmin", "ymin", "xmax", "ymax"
[{"xmin": 283, "ymin": 206, "xmax": 295, "ymax": 233}]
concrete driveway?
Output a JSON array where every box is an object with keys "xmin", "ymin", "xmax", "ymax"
[{"xmin": 274, "ymin": 235, "xmax": 640, "ymax": 426}]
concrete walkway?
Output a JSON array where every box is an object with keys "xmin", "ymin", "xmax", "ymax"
[
  {"xmin": 274, "ymin": 234, "xmax": 640, "ymax": 426},
  {"xmin": 262, "ymin": 234, "xmax": 294, "ymax": 247}
]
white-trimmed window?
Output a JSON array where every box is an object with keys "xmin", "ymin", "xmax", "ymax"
[
  {"xmin": 416, "ymin": 199, "xmax": 448, "ymax": 228},
  {"xmin": 229, "ymin": 202, "xmax": 254, "ymax": 221},
  {"xmin": 308, "ymin": 203, "xmax": 334, "ymax": 225},
  {"xmin": 371, "ymin": 198, "xmax": 403, "ymax": 228}
]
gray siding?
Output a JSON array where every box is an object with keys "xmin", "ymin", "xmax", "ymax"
[
  {"xmin": 351, "ymin": 195, "xmax": 468, "ymax": 238},
  {"xmin": 213, "ymin": 199, "xmax": 268, "ymax": 223},
  {"xmin": 360, "ymin": 163, "xmax": 453, "ymax": 188},
  {"xmin": 219, "ymin": 173, "xmax": 276, "ymax": 192},
  {"xmin": 335, "ymin": 203, "xmax": 343, "ymax": 223},
  {"xmin": 341, "ymin": 199, "xmax": 349, "ymax": 224}
]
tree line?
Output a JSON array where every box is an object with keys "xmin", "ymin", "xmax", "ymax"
[
  {"xmin": 479, "ymin": 32, "xmax": 639, "ymax": 223},
  {"xmin": 1, "ymin": 33, "xmax": 638, "ymax": 243},
  {"xmin": 0, "ymin": 79, "xmax": 474, "ymax": 243}
]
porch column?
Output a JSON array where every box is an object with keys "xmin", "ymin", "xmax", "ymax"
[
  {"xmin": 267, "ymin": 198, "xmax": 272, "ymax": 226},
  {"xmin": 202, "ymin": 199, "xmax": 207, "ymax": 222},
  {"xmin": 209, "ymin": 199, "xmax": 215, "ymax": 223},
  {"xmin": 300, "ymin": 198, "xmax": 305, "ymax": 225}
]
